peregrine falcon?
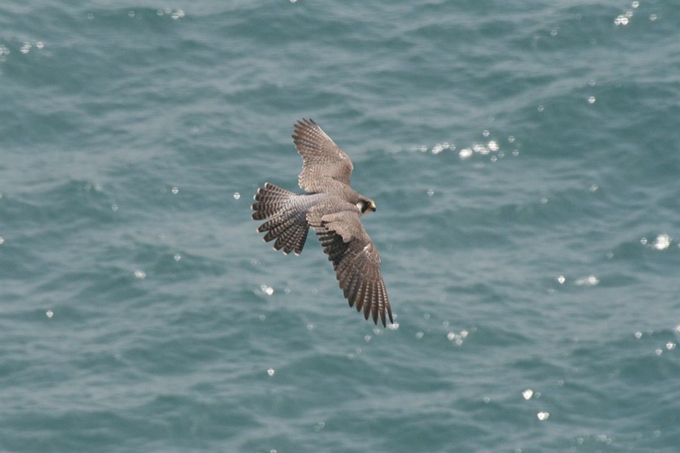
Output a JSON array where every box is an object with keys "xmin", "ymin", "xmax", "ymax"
[{"xmin": 251, "ymin": 119, "xmax": 393, "ymax": 326}]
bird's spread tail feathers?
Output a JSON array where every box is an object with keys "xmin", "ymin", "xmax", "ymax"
[{"xmin": 251, "ymin": 183, "xmax": 309, "ymax": 255}]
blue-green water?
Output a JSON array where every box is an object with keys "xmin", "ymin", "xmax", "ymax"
[{"xmin": 1, "ymin": 1, "xmax": 679, "ymax": 452}]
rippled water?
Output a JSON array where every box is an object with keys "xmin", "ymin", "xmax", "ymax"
[{"xmin": 1, "ymin": 1, "xmax": 679, "ymax": 452}]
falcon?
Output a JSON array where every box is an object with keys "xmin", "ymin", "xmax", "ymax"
[{"xmin": 251, "ymin": 119, "xmax": 393, "ymax": 326}]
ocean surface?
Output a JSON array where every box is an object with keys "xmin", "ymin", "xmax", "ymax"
[{"xmin": 1, "ymin": 1, "xmax": 679, "ymax": 452}]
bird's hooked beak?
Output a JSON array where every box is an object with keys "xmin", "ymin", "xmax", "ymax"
[{"xmin": 368, "ymin": 201, "xmax": 377, "ymax": 212}]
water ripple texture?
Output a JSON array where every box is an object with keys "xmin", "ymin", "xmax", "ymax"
[{"xmin": 1, "ymin": 1, "xmax": 679, "ymax": 452}]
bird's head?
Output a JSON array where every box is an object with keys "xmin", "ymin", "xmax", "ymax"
[{"xmin": 357, "ymin": 197, "xmax": 377, "ymax": 216}]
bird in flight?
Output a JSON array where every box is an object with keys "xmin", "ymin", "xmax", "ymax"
[{"xmin": 251, "ymin": 119, "xmax": 393, "ymax": 326}]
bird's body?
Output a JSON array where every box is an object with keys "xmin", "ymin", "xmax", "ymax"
[{"xmin": 251, "ymin": 119, "xmax": 393, "ymax": 326}]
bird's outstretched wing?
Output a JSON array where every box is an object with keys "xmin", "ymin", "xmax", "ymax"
[
  {"xmin": 309, "ymin": 210, "xmax": 393, "ymax": 327},
  {"xmin": 292, "ymin": 118, "xmax": 354, "ymax": 192}
]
